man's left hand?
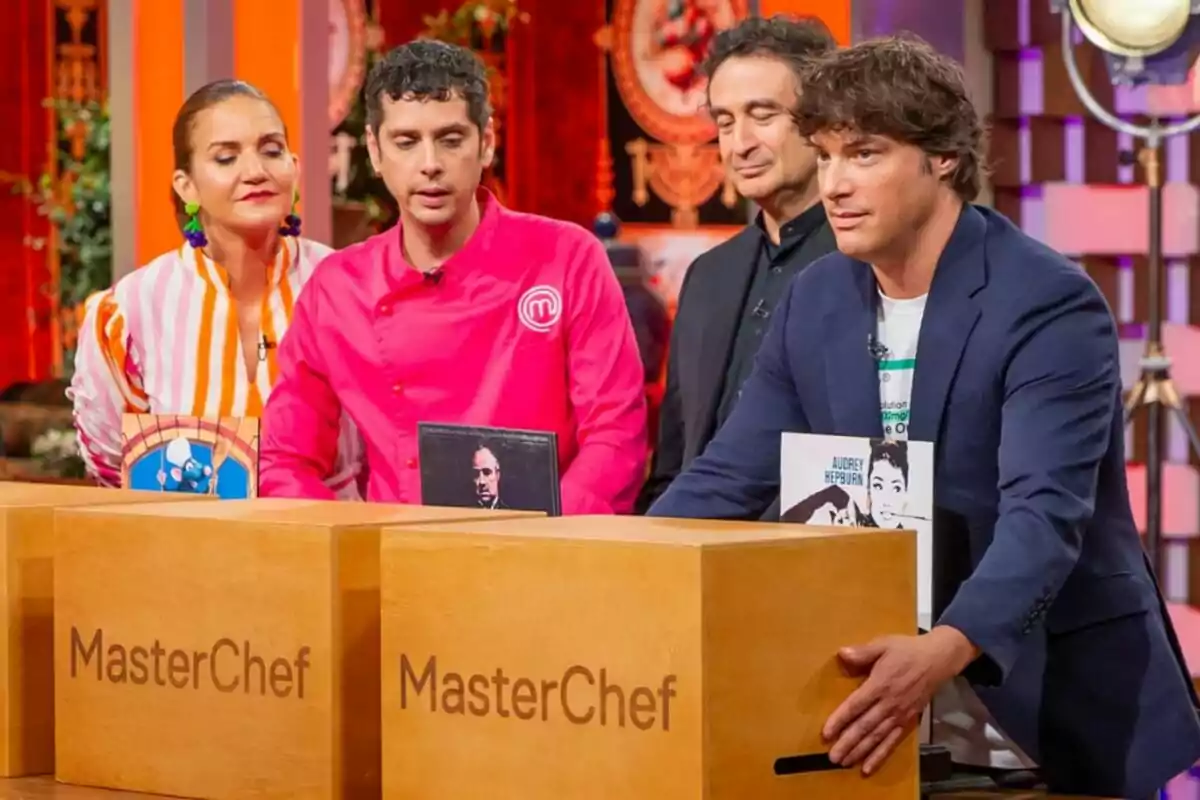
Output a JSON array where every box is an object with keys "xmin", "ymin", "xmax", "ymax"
[{"xmin": 822, "ymin": 626, "xmax": 980, "ymax": 775}]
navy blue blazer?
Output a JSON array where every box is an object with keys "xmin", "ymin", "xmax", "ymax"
[{"xmin": 649, "ymin": 205, "xmax": 1200, "ymax": 797}]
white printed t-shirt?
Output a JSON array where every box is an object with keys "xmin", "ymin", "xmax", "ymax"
[{"xmin": 875, "ymin": 290, "xmax": 1037, "ymax": 771}]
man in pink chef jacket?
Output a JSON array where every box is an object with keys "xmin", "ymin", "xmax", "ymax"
[{"xmin": 259, "ymin": 40, "xmax": 648, "ymax": 514}]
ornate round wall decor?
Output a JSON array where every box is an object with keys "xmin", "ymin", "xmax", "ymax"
[
  {"xmin": 610, "ymin": 0, "xmax": 749, "ymax": 145},
  {"xmin": 329, "ymin": 0, "xmax": 369, "ymax": 129}
]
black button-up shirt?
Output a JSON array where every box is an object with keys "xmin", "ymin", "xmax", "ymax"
[{"xmin": 714, "ymin": 203, "xmax": 829, "ymax": 428}]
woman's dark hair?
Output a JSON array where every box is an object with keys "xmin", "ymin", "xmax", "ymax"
[
  {"xmin": 868, "ymin": 440, "xmax": 909, "ymax": 485},
  {"xmin": 170, "ymin": 80, "xmax": 284, "ymax": 218}
]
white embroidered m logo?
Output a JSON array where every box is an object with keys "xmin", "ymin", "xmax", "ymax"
[{"xmin": 518, "ymin": 286, "xmax": 562, "ymax": 332}]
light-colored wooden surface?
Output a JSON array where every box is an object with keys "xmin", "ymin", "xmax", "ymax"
[
  {"xmin": 382, "ymin": 512, "xmax": 882, "ymax": 544},
  {"xmin": 0, "ymin": 776, "xmax": 1124, "ymax": 798},
  {"xmin": 0, "ymin": 484, "xmax": 205, "ymax": 507},
  {"xmin": 52, "ymin": 499, "xmax": 539, "ymax": 799},
  {"xmin": 0, "ymin": 777, "xmax": 171, "ymax": 797},
  {"xmin": 380, "ymin": 514, "xmax": 919, "ymax": 799},
  {"xmin": 1, "ymin": 485, "xmax": 211, "ymax": 778}
]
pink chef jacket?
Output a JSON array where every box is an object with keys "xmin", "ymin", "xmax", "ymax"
[{"xmin": 258, "ymin": 192, "xmax": 649, "ymax": 514}]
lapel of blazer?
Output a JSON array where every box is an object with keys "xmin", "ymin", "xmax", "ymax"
[
  {"xmin": 692, "ymin": 227, "xmax": 760, "ymax": 439},
  {"xmin": 907, "ymin": 206, "xmax": 988, "ymax": 445},
  {"xmin": 820, "ymin": 206, "xmax": 989, "ymax": 441},
  {"xmin": 822, "ymin": 261, "xmax": 886, "ymax": 437}
]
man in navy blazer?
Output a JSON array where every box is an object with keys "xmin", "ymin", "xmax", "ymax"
[{"xmin": 649, "ymin": 36, "xmax": 1200, "ymax": 798}]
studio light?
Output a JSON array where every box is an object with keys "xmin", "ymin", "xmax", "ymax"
[
  {"xmin": 1049, "ymin": 0, "xmax": 1200, "ymax": 579},
  {"xmin": 1072, "ymin": 0, "xmax": 1189, "ymax": 54},
  {"xmin": 1053, "ymin": 0, "xmax": 1200, "ymax": 83}
]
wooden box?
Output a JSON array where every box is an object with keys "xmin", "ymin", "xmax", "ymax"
[
  {"xmin": 0, "ymin": 482, "xmax": 210, "ymax": 777},
  {"xmin": 380, "ymin": 515, "xmax": 918, "ymax": 799},
  {"xmin": 53, "ymin": 499, "xmax": 539, "ymax": 799}
]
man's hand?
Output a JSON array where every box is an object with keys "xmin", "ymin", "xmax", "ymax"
[{"xmin": 823, "ymin": 626, "xmax": 980, "ymax": 775}]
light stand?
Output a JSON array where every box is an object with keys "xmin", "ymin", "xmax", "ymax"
[{"xmin": 1057, "ymin": 13, "xmax": 1200, "ymax": 579}]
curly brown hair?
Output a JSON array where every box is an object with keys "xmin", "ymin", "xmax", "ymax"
[
  {"xmin": 794, "ymin": 35, "xmax": 986, "ymax": 201},
  {"xmin": 701, "ymin": 14, "xmax": 836, "ymax": 86}
]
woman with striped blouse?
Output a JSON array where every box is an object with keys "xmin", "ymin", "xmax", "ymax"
[{"xmin": 69, "ymin": 79, "xmax": 360, "ymax": 494}]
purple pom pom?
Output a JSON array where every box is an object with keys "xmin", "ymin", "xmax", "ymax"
[
  {"xmin": 184, "ymin": 228, "xmax": 208, "ymax": 248},
  {"xmin": 279, "ymin": 213, "xmax": 302, "ymax": 237}
]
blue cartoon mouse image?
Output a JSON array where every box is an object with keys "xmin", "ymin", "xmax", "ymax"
[{"xmin": 157, "ymin": 436, "xmax": 214, "ymax": 494}]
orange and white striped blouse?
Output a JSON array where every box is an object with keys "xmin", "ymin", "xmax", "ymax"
[{"xmin": 69, "ymin": 236, "xmax": 361, "ymax": 494}]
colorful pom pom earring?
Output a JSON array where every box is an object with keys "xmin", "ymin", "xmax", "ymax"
[
  {"xmin": 183, "ymin": 201, "xmax": 207, "ymax": 248},
  {"xmin": 280, "ymin": 190, "xmax": 301, "ymax": 237}
]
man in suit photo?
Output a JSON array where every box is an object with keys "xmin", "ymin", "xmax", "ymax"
[
  {"xmin": 473, "ymin": 444, "xmax": 509, "ymax": 510},
  {"xmin": 648, "ymin": 34, "xmax": 1200, "ymax": 798},
  {"xmin": 636, "ymin": 14, "xmax": 839, "ymax": 515}
]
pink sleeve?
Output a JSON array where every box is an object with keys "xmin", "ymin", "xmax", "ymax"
[
  {"xmin": 560, "ymin": 235, "xmax": 649, "ymax": 514},
  {"xmin": 258, "ymin": 280, "xmax": 341, "ymax": 500},
  {"xmin": 68, "ymin": 290, "xmax": 148, "ymax": 487}
]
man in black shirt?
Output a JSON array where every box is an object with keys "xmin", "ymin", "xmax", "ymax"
[{"xmin": 638, "ymin": 15, "xmax": 838, "ymax": 516}]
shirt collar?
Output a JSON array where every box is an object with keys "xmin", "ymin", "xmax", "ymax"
[
  {"xmin": 387, "ymin": 188, "xmax": 502, "ymax": 287},
  {"xmin": 187, "ymin": 235, "xmax": 297, "ymax": 290},
  {"xmin": 754, "ymin": 201, "xmax": 827, "ymax": 247}
]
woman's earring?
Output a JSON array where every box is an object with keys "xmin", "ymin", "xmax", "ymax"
[
  {"xmin": 183, "ymin": 201, "xmax": 207, "ymax": 248},
  {"xmin": 280, "ymin": 191, "xmax": 301, "ymax": 237}
]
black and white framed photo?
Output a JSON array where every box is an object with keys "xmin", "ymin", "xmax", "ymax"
[
  {"xmin": 417, "ymin": 423, "xmax": 561, "ymax": 516},
  {"xmin": 779, "ymin": 432, "xmax": 934, "ymax": 630}
]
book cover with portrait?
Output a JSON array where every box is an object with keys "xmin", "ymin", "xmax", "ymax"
[
  {"xmin": 418, "ymin": 423, "xmax": 561, "ymax": 516},
  {"xmin": 121, "ymin": 414, "xmax": 260, "ymax": 499},
  {"xmin": 779, "ymin": 432, "xmax": 934, "ymax": 630}
]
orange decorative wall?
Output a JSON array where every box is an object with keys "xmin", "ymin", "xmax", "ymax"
[
  {"xmin": 132, "ymin": 0, "xmax": 183, "ymax": 266},
  {"xmin": 758, "ymin": 0, "xmax": 850, "ymax": 43}
]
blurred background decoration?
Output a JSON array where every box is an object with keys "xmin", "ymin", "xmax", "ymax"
[
  {"xmin": 330, "ymin": 0, "xmax": 397, "ymax": 248},
  {"xmin": 422, "ymin": 0, "xmax": 529, "ymax": 205},
  {"xmin": 29, "ymin": 98, "xmax": 111, "ymax": 378},
  {"xmin": 421, "ymin": 0, "xmax": 529, "ymax": 46}
]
